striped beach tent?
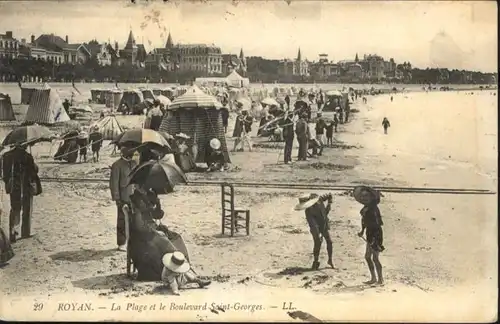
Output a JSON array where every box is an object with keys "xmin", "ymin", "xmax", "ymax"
[
  {"xmin": 105, "ymin": 90, "xmax": 123, "ymax": 111},
  {"xmin": 91, "ymin": 115, "xmax": 123, "ymax": 140},
  {"xmin": 118, "ymin": 90, "xmax": 144, "ymax": 113},
  {"xmin": 24, "ymin": 85, "xmax": 71, "ymax": 125},
  {"xmin": 0, "ymin": 93, "xmax": 16, "ymax": 121},
  {"xmin": 20, "ymin": 87, "xmax": 37, "ymax": 104},
  {"xmin": 159, "ymin": 85, "xmax": 230, "ymax": 164}
]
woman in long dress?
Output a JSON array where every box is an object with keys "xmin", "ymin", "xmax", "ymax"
[
  {"xmin": 1, "ymin": 199, "xmax": 15, "ymax": 266},
  {"xmin": 127, "ymin": 187, "xmax": 199, "ymax": 281}
]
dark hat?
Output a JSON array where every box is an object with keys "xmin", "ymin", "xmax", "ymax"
[{"xmin": 353, "ymin": 186, "xmax": 381, "ymax": 205}]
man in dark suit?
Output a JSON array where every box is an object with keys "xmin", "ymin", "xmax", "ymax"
[
  {"xmin": 109, "ymin": 147, "xmax": 137, "ymax": 251},
  {"xmin": 281, "ymin": 112, "xmax": 294, "ymax": 164},
  {"xmin": 2, "ymin": 144, "xmax": 40, "ymax": 242},
  {"xmin": 295, "ymin": 114, "xmax": 309, "ymax": 161}
]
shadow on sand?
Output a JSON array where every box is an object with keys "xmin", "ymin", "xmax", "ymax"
[
  {"xmin": 72, "ymin": 273, "xmax": 134, "ymax": 290},
  {"xmin": 49, "ymin": 248, "xmax": 118, "ymax": 262}
]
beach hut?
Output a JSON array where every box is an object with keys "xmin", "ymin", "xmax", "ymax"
[
  {"xmin": 226, "ymin": 70, "xmax": 250, "ymax": 88},
  {"xmin": 118, "ymin": 90, "xmax": 144, "ymax": 114},
  {"xmin": 91, "ymin": 115, "xmax": 123, "ymax": 140},
  {"xmin": 90, "ymin": 89, "xmax": 107, "ymax": 104},
  {"xmin": 105, "ymin": 90, "xmax": 123, "ymax": 111},
  {"xmin": 24, "ymin": 85, "xmax": 71, "ymax": 125},
  {"xmin": 159, "ymin": 85, "xmax": 230, "ymax": 164},
  {"xmin": 20, "ymin": 87, "xmax": 39, "ymax": 104},
  {"xmin": 0, "ymin": 93, "xmax": 16, "ymax": 121},
  {"xmin": 140, "ymin": 89, "xmax": 156, "ymax": 101}
]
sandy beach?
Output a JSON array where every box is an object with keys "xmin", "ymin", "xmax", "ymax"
[{"xmin": 0, "ymin": 86, "xmax": 497, "ymax": 322}]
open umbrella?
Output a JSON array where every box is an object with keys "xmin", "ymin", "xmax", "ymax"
[
  {"xmin": 2, "ymin": 125, "xmax": 55, "ymax": 146},
  {"xmin": 117, "ymin": 128, "xmax": 171, "ymax": 150},
  {"xmin": 326, "ymin": 90, "xmax": 343, "ymax": 97},
  {"xmin": 156, "ymin": 95, "xmax": 171, "ymax": 107},
  {"xmin": 70, "ymin": 105, "xmax": 93, "ymax": 113},
  {"xmin": 261, "ymin": 97, "xmax": 279, "ymax": 107},
  {"xmin": 127, "ymin": 160, "xmax": 188, "ymax": 194}
]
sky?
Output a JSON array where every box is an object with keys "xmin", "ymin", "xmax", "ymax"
[{"xmin": 0, "ymin": 0, "xmax": 497, "ymax": 72}]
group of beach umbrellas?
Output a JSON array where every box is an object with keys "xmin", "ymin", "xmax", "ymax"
[
  {"xmin": 1, "ymin": 124, "xmax": 187, "ymax": 195},
  {"xmin": 112, "ymin": 128, "xmax": 187, "ymax": 194}
]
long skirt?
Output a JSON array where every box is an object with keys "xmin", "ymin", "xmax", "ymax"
[
  {"xmin": 0, "ymin": 227, "xmax": 14, "ymax": 265},
  {"xmin": 129, "ymin": 228, "xmax": 190, "ymax": 281}
]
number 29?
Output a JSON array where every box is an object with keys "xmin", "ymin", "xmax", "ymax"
[{"xmin": 33, "ymin": 303, "xmax": 44, "ymax": 311}]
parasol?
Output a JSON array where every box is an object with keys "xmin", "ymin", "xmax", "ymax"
[
  {"xmin": 70, "ymin": 105, "xmax": 93, "ymax": 113},
  {"xmin": 352, "ymin": 186, "xmax": 381, "ymax": 205},
  {"xmin": 2, "ymin": 125, "xmax": 55, "ymax": 146},
  {"xmin": 236, "ymin": 97, "xmax": 252, "ymax": 109},
  {"xmin": 261, "ymin": 97, "xmax": 279, "ymax": 107},
  {"xmin": 326, "ymin": 90, "xmax": 343, "ymax": 97},
  {"xmin": 115, "ymin": 128, "xmax": 171, "ymax": 151},
  {"xmin": 126, "ymin": 160, "xmax": 188, "ymax": 194},
  {"xmin": 156, "ymin": 95, "xmax": 171, "ymax": 107}
]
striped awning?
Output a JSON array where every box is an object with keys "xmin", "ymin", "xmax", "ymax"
[{"xmin": 169, "ymin": 85, "xmax": 222, "ymax": 111}]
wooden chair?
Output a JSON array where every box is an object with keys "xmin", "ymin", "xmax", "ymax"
[
  {"xmin": 122, "ymin": 205, "xmax": 136, "ymax": 278},
  {"xmin": 221, "ymin": 183, "xmax": 250, "ymax": 237}
]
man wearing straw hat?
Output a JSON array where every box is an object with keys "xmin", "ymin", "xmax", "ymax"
[
  {"xmin": 295, "ymin": 193, "xmax": 335, "ymax": 270},
  {"xmin": 161, "ymin": 251, "xmax": 211, "ymax": 295},
  {"xmin": 109, "ymin": 147, "xmax": 137, "ymax": 251}
]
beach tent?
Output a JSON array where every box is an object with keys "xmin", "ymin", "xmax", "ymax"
[
  {"xmin": 91, "ymin": 115, "xmax": 123, "ymax": 140},
  {"xmin": 105, "ymin": 90, "xmax": 123, "ymax": 111},
  {"xmin": 226, "ymin": 70, "xmax": 250, "ymax": 88},
  {"xmin": 20, "ymin": 87, "xmax": 41, "ymax": 104},
  {"xmin": 90, "ymin": 89, "xmax": 107, "ymax": 104},
  {"xmin": 159, "ymin": 85, "xmax": 230, "ymax": 164},
  {"xmin": 118, "ymin": 90, "xmax": 144, "ymax": 113},
  {"xmin": 0, "ymin": 93, "xmax": 16, "ymax": 121},
  {"xmin": 24, "ymin": 85, "xmax": 71, "ymax": 125},
  {"xmin": 140, "ymin": 89, "xmax": 156, "ymax": 101}
]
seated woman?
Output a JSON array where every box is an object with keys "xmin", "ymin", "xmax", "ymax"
[
  {"xmin": 126, "ymin": 187, "xmax": 203, "ymax": 281},
  {"xmin": 205, "ymin": 138, "xmax": 225, "ymax": 172}
]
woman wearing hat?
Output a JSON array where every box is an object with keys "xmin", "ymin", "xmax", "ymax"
[
  {"xmin": 173, "ymin": 133, "xmax": 195, "ymax": 173},
  {"xmin": 161, "ymin": 251, "xmax": 211, "ymax": 295},
  {"xmin": 295, "ymin": 193, "xmax": 335, "ymax": 270},
  {"xmin": 205, "ymin": 138, "xmax": 225, "ymax": 172},
  {"xmin": 353, "ymin": 186, "xmax": 384, "ymax": 285}
]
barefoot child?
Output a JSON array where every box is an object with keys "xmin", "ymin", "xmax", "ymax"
[{"xmin": 353, "ymin": 186, "xmax": 384, "ymax": 285}]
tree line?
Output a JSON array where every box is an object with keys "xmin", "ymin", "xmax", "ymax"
[{"xmin": 0, "ymin": 56, "xmax": 496, "ymax": 85}]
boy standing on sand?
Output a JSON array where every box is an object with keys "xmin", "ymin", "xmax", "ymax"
[{"xmin": 353, "ymin": 186, "xmax": 385, "ymax": 285}]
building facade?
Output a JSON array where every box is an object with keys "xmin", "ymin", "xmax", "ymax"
[
  {"xmin": 310, "ymin": 54, "xmax": 340, "ymax": 81},
  {"xmin": 221, "ymin": 49, "xmax": 246, "ymax": 76},
  {"xmin": 172, "ymin": 44, "xmax": 222, "ymax": 74},
  {"xmin": 0, "ymin": 31, "xmax": 20, "ymax": 59},
  {"xmin": 278, "ymin": 48, "xmax": 310, "ymax": 77}
]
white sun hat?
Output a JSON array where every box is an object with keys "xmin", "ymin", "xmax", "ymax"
[
  {"xmin": 209, "ymin": 138, "xmax": 221, "ymax": 150},
  {"xmin": 294, "ymin": 193, "xmax": 319, "ymax": 211},
  {"xmin": 162, "ymin": 251, "xmax": 191, "ymax": 274}
]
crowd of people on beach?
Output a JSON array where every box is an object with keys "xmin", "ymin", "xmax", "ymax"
[{"xmin": 0, "ymin": 82, "xmax": 396, "ymax": 295}]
